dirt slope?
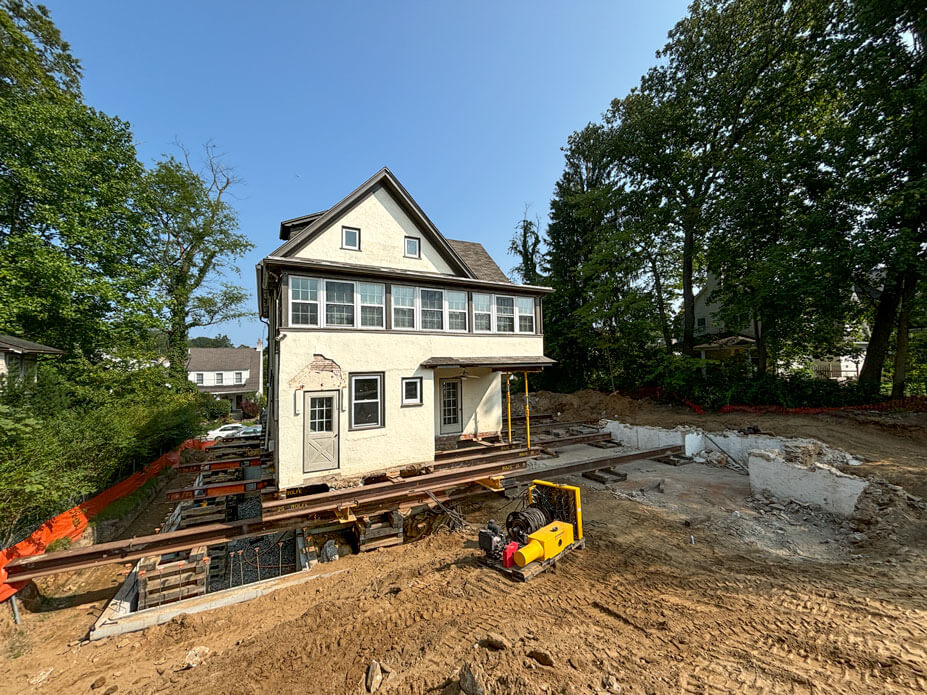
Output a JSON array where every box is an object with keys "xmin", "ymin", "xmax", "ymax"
[{"xmin": 4, "ymin": 485, "xmax": 926, "ymax": 695}]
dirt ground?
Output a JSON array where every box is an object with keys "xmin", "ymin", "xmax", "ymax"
[
  {"xmin": 519, "ymin": 390, "xmax": 927, "ymax": 498},
  {"xmin": 2, "ymin": 401, "xmax": 926, "ymax": 695}
]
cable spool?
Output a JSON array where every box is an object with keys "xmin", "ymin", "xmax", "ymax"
[{"xmin": 506, "ymin": 506, "xmax": 548, "ymax": 545}]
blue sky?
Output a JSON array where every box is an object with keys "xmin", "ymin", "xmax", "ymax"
[{"xmin": 45, "ymin": 1, "xmax": 690, "ymax": 346}]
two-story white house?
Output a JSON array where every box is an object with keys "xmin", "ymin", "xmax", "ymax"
[
  {"xmin": 187, "ymin": 345, "xmax": 263, "ymax": 411},
  {"xmin": 257, "ymin": 168, "xmax": 554, "ymax": 492}
]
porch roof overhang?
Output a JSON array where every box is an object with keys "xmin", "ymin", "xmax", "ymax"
[{"xmin": 420, "ymin": 356, "xmax": 556, "ymax": 372}]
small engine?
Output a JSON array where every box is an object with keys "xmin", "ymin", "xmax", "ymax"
[{"xmin": 477, "ymin": 519, "xmax": 506, "ymax": 562}]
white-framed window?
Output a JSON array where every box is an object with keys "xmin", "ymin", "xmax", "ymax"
[
  {"xmin": 350, "ymin": 373, "xmax": 383, "ymax": 429},
  {"xmin": 404, "ymin": 236, "xmax": 421, "ymax": 258},
  {"xmin": 516, "ymin": 297, "xmax": 535, "ymax": 333},
  {"xmin": 401, "ymin": 377, "xmax": 423, "ymax": 406},
  {"xmin": 341, "ymin": 226, "xmax": 360, "ymax": 251},
  {"xmin": 473, "ymin": 293, "xmax": 492, "ymax": 332},
  {"xmin": 195, "ymin": 372, "xmax": 204, "ymax": 385},
  {"xmin": 290, "ymin": 276, "xmax": 320, "ymax": 326},
  {"xmin": 421, "ymin": 289, "xmax": 444, "ymax": 330},
  {"xmin": 358, "ymin": 282, "xmax": 385, "ymax": 328},
  {"xmin": 495, "ymin": 296, "xmax": 515, "ymax": 333},
  {"xmin": 215, "ymin": 372, "xmax": 224, "ymax": 385},
  {"xmin": 446, "ymin": 290, "xmax": 467, "ymax": 331},
  {"xmin": 325, "ymin": 280, "xmax": 355, "ymax": 326},
  {"xmin": 234, "ymin": 372, "xmax": 243, "ymax": 384},
  {"xmin": 393, "ymin": 285, "xmax": 416, "ymax": 329}
]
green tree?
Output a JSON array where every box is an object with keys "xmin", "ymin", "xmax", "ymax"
[
  {"xmin": 0, "ymin": 1, "xmax": 148, "ymax": 359},
  {"xmin": 138, "ymin": 146, "xmax": 254, "ymax": 379},
  {"xmin": 0, "ymin": 0, "xmax": 81, "ymax": 96},
  {"xmin": 509, "ymin": 207, "xmax": 543, "ymax": 285},
  {"xmin": 829, "ymin": 0, "xmax": 926, "ymax": 394},
  {"xmin": 542, "ymin": 124, "xmax": 615, "ymax": 391},
  {"xmin": 188, "ymin": 334, "xmax": 235, "ymax": 348}
]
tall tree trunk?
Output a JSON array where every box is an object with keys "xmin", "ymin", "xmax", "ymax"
[
  {"xmin": 648, "ymin": 252, "xmax": 673, "ymax": 353},
  {"xmin": 167, "ymin": 294, "xmax": 189, "ymax": 381},
  {"xmin": 681, "ymin": 224, "xmax": 695, "ymax": 356},
  {"xmin": 753, "ymin": 311, "xmax": 767, "ymax": 374},
  {"xmin": 891, "ymin": 271, "xmax": 917, "ymax": 398},
  {"xmin": 859, "ymin": 273, "xmax": 903, "ymax": 392}
]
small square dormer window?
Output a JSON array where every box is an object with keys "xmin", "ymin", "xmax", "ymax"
[
  {"xmin": 404, "ymin": 236, "xmax": 420, "ymax": 258},
  {"xmin": 342, "ymin": 226, "xmax": 360, "ymax": 251}
]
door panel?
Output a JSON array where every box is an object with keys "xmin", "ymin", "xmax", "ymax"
[
  {"xmin": 304, "ymin": 390, "xmax": 339, "ymax": 473},
  {"xmin": 439, "ymin": 378, "xmax": 462, "ymax": 435}
]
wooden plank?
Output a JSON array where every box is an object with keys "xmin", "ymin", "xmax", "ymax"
[{"xmin": 582, "ymin": 470, "xmax": 610, "ymax": 484}]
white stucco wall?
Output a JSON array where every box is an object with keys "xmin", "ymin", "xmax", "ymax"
[
  {"xmin": 293, "ymin": 188, "xmax": 456, "ymax": 275},
  {"xmin": 431, "ymin": 367, "xmax": 502, "ymax": 438},
  {"xmin": 275, "ymin": 330, "xmax": 544, "ymax": 489}
]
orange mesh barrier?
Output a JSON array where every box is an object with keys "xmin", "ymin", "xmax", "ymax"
[{"xmin": 0, "ymin": 438, "xmax": 214, "ymax": 602}]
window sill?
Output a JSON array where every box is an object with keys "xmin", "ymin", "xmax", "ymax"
[{"xmin": 400, "ymin": 402, "xmax": 424, "ymax": 408}]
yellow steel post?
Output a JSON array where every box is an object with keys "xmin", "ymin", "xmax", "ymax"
[
  {"xmin": 506, "ymin": 373, "xmax": 512, "ymax": 443},
  {"xmin": 524, "ymin": 371, "xmax": 531, "ymax": 449}
]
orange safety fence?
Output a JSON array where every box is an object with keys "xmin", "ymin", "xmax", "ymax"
[
  {"xmin": 0, "ymin": 438, "xmax": 214, "ymax": 602},
  {"xmin": 716, "ymin": 396, "xmax": 927, "ymax": 416}
]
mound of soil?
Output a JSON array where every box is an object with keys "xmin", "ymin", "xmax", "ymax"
[{"xmin": 515, "ymin": 389, "xmax": 640, "ymax": 422}]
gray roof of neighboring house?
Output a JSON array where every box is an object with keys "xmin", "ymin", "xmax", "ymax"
[
  {"xmin": 0, "ymin": 334, "xmax": 64, "ymax": 355},
  {"xmin": 446, "ymin": 239, "xmax": 510, "ymax": 283},
  {"xmin": 187, "ymin": 348, "xmax": 261, "ymax": 393}
]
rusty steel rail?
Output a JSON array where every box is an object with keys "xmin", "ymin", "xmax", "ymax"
[
  {"xmin": 165, "ymin": 477, "xmax": 275, "ymax": 501},
  {"xmin": 503, "ymin": 445, "xmax": 682, "ymax": 485},
  {"xmin": 174, "ymin": 455, "xmax": 268, "ymax": 473},
  {"xmin": 3, "ymin": 445, "xmax": 681, "ymax": 583},
  {"xmin": 530, "ymin": 431, "xmax": 613, "ymax": 448}
]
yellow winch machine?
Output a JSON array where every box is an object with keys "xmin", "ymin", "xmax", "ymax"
[{"xmin": 477, "ymin": 480, "xmax": 584, "ymax": 580}]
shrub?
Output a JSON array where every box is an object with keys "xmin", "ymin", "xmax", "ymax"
[
  {"xmin": 0, "ymin": 363, "xmax": 202, "ymax": 546},
  {"xmin": 240, "ymin": 399, "xmax": 259, "ymax": 418},
  {"xmin": 200, "ymin": 394, "xmax": 231, "ymax": 420}
]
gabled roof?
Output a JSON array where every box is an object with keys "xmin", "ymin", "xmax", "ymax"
[
  {"xmin": 187, "ymin": 347, "xmax": 258, "ymax": 372},
  {"xmin": 187, "ymin": 347, "xmax": 261, "ymax": 394},
  {"xmin": 0, "ymin": 334, "xmax": 63, "ymax": 355},
  {"xmin": 446, "ymin": 239, "xmax": 510, "ymax": 283},
  {"xmin": 272, "ymin": 167, "xmax": 477, "ymax": 279}
]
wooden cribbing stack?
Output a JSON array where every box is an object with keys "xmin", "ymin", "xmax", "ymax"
[{"xmin": 137, "ymin": 546, "xmax": 208, "ymax": 609}]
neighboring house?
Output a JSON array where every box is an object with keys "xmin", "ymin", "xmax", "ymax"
[
  {"xmin": 187, "ymin": 343, "xmax": 264, "ymax": 410},
  {"xmin": 0, "ymin": 334, "xmax": 63, "ymax": 380},
  {"xmin": 257, "ymin": 167, "xmax": 554, "ymax": 491},
  {"xmin": 691, "ymin": 275, "xmax": 865, "ymax": 379}
]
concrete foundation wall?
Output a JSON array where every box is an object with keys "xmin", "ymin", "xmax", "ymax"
[{"xmin": 747, "ymin": 450, "xmax": 867, "ymax": 517}]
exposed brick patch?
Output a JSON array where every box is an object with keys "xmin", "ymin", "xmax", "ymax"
[{"xmin": 288, "ymin": 354, "xmax": 344, "ymax": 388}]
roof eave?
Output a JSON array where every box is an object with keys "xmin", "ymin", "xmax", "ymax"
[{"xmin": 262, "ymin": 255, "xmax": 554, "ymax": 294}]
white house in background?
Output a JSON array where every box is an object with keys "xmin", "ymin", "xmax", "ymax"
[
  {"xmin": 186, "ymin": 343, "xmax": 264, "ymax": 410},
  {"xmin": 257, "ymin": 167, "xmax": 554, "ymax": 492},
  {"xmin": 692, "ymin": 275, "xmax": 865, "ymax": 379},
  {"xmin": 0, "ymin": 334, "xmax": 63, "ymax": 380}
]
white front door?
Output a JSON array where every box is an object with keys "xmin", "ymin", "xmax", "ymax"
[
  {"xmin": 304, "ymin": 390, "xmax": 339, "ymax": 473},
  {"xmin": 439, "ymin": 378, "xmax": 463, "ymax": 435}
]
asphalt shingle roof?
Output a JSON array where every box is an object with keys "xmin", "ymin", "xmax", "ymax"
[{"xmin": 446, "ymin": 239, "xmax": 510, "ymax": 284}]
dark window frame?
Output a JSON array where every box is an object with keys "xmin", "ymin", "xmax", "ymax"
[
  {"xmin": 349, "ymin": 371, "xmax": 385, "ymax": 430},
  {"xmin": 400, "ymin": 376, "xmax": 423, "ymax": 407},
  {"xmin": 341, "ymin": 226, "xmax": 361, "ymax": 251},
  {"xmin": 404, "ymin": 236, "xmax": 421, "ymax": 259}
]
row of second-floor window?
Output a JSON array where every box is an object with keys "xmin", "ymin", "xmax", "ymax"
[
  {"xmin": 288, "ymin": 275, "xmax": 537, "ymax": 334},
  {"xmin": 192, "ymin": 371, "xmax": 245, "ymax": 385}
]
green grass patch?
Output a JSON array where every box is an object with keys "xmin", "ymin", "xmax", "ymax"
[{"xmin": 91, "ymin": 471, "xmax": 166, "ymax": 524}]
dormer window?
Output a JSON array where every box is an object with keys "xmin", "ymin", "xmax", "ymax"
[
  {"xmin": 341, "ymin": 226, "xmax": 360, "ymax": 251},
  {"xmin": 404, "ymin": 236, "xmax": 420, "ymax": 258}
]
